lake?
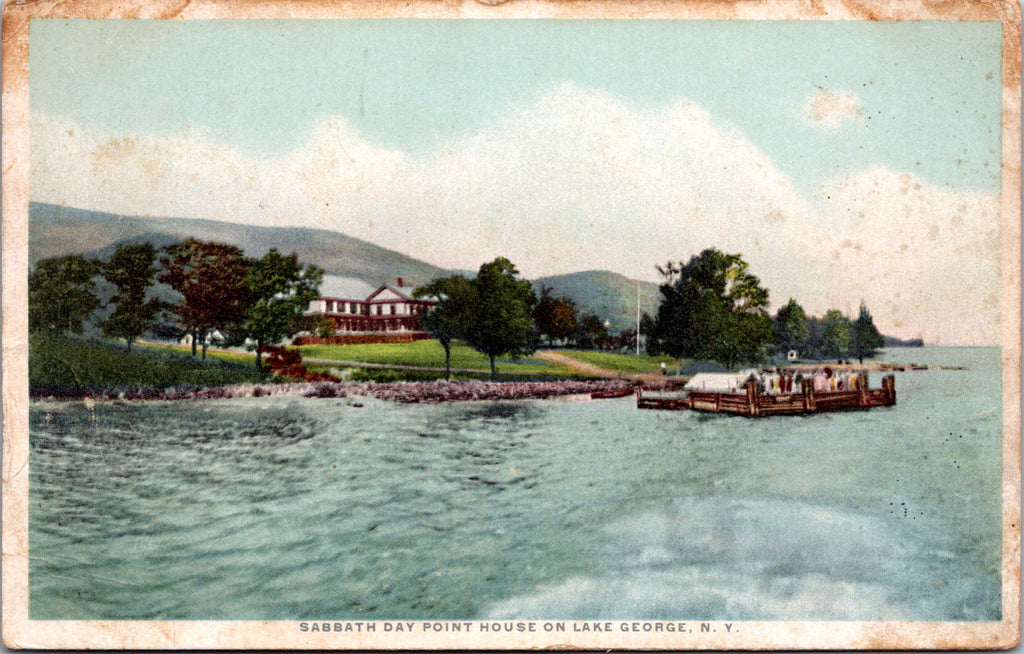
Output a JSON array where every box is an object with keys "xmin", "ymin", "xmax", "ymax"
[{"xmin": 29, "ymin": 347, "xmax": 1004, "ymax": 621}]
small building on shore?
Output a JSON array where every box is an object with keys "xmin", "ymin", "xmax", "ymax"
[{"xmin": 300, "ymin": 276, "xmax": 437, "ymax": 344}]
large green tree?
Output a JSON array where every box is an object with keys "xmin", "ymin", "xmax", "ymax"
[
  {"xmin": 576, "ymin": 313, "xmax": 609, "ymax": 350},
  {"xmin": 533, "ymin": 288, "xmax": 578, "ymax": 346},
  {"xmin": 160, "ymin": 239, "xmax": 251, "ymax": 359},
  {"xmin": 851, "ymin": 303, "xmax": 885, "ymax": 363},
  {"xmin": 28, "ymin": 255, "xmax": 101, "ymax": 337},
  {"xmin": 413, "ymin": 275, "xmax": 475, "ymax": 380},
  {"xmin": 652, "ymin": 248, "xmax": 773, "ymax": 368},
  {"xmin": 773, "ymin": 298, "xmax": 810, "ymax": 356},
  {"xmin": 100, "ymin": 242, "xmax": 162, "ymax": 351},
  {"xmin": 243, "ymin": 249, "xmax": 323, "ymax": 369},
  {"xmin": 821, "ymin": 309, "xmax": 853, "ymax": 361},
  {"xmin": 462, "ymin": 257, "xmax": 537, "ymax": 379}
]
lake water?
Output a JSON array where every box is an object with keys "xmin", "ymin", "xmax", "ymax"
[{"xmin": 29, "ymin": 347, "xmax": 1004, "ymax": 621}]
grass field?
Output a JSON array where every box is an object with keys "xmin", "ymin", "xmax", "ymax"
[
  {"xmin": 557, "ymin": 350, "xmax": 679, "ymax": 374},
  {"xmin": 140, "ymin": 342, "xmax": 258, "ymax": 367},
  {"xmin": 30, "ymin": 336, "xmax": 269, "ymax": 396},
  {"xmin": 296, "ymin": 340, "xmax": 577, "ymax": 375}
]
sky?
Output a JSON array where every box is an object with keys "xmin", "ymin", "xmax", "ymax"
[{"xmin": 29, "ymin": 19, "xmax": 1005, "ymax": 344}]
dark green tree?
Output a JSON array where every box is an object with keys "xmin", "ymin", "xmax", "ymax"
[
  {"xmin": 576, "ymin": 313, "xmax": 609, "ymax": 350},
  {"xmin": 803, "ymin": 316, "xmax": 826, "ymax": 360},
  {"xmin": 413, "ymin": 275, "xmax": 475, "ymax": 380},
  {"xmin": 773, "ymin": 298, "xmax": 810, "ymax": 356},
  {"xmin": 160, "ymin": 239, "xmax": 251, "ymax": 359},
  {"xmin": 462, "ymin": 257, "xmax": 537, "ymax": 379},
  {"xmin": 243, "ymin": 249, "xmax": 323, "ymax": 369},
  {"xmin": 652, "ymin": 248, "xmax": 773, "ymax": 368},
  {"xmin": 295, "ymin": 314, "xmax": 337, "ymax": 338},
  {"xmin": 851, "ymin": 302, "xmax": 885, "ymax": 363},
  {"xmin": 100, "ymin": 242, "xmax": 162, "ymax": 351},
  {"xmin": 533, "ymin": 288, "xmax": 579, "ymax": 346},
  {"xmin": 28, "ymin": 255, "xmax": 101, "ymax": 337},
  {"xmin": 639, "ymin": 312, "xmax": 657, "ymax": 354},
  {"xmin": 821, "ymin": 309, "xmax": 853, "ymax": 361}
]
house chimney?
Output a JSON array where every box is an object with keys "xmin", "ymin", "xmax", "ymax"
[{"xmin": 397, "ymin": 277, "xmax": 404, "ymax": 287}]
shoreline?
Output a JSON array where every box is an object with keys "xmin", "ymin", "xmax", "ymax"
[
  {"xmin": 30, "ymin": 378, "xmax": 636, "ymax": 405},
  {"xmin": 29, "ymin": 360, "xmax": 961, "ymax": 405}
]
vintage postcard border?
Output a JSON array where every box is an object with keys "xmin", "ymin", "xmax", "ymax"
[{"xmin": 2, "ymin": 0, "xmax": 1021, "ymax": 649}]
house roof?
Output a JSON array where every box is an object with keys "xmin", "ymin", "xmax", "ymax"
[
  {"xmin": 367, "ymin": 285, "xmax": 415, "ymax": 302},
  {"xmin": 318, "ymin": 275, "xmax": 378, "ymax": 300}
]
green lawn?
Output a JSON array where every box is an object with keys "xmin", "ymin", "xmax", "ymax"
[
  {"xmin": 558, "ymin": 350, "xmax": 680, "ymax": 374},
  {"xmin": 30, "ymin": 336, "xmax": 270, "ymax": 396},
  {"xmin": 140, "ymin": 342, "xmax": 259, "ymax": 367},
  {"xmin": 296, "ymin": 340, "xmax": 576, "ymax": 375}
]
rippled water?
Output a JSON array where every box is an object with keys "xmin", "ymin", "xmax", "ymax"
[{"xmin": 29, "ymin": 347, "xmax": 1003, "ymax": 621}]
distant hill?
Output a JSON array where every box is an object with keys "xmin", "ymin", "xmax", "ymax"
[
  {"xmin": 30, "ymin": 203, "xmax": 662, "ymax": 331},
  {"xmin": 533, "ymin": 270, "xmax": 660, "ymax": 334},
  {"xmin": 29, "ymin": 203, "xmax": 450, "ymax": 288},
  {"xmin": 883, "ymin": 335, "xmax": 925, "ymax": 347}
]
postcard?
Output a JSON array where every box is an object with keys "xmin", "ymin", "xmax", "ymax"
[{"xmin": 2, "ymin": 0, "xmax": 1020, "ymax": 649}]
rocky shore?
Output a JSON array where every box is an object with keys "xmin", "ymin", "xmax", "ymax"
[{"xmin": 33, "ymin": 378, "xmax": 636, "ymax": 404}]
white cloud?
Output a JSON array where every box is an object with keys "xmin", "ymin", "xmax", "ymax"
[
  {"xmin": 805, "ymin": 89, "xmax": 862, "ymax": 129},
  {"xmin": 31, "ymin": 84, "xmax": 1001, "ymax": 344},
  {"xmin": 804, "ymin": 168, "xmax": 1000, "ymax": 345}
]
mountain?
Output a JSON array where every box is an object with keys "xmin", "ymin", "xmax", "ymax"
[
  {"xmin": 29, "ymin": 203, "xmax": 450, "ymax": 288},
  {"xmin": 533, "ymin": 270, "xmax": 660, "ymax": 334},
  {"xmin": 29, "ymin": 203, "xmax": 661, "ymax": 331}
]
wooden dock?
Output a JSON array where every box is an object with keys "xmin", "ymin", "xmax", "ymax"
[{"xmin": 636, "ymin": 373, "xmax": 896, "ymax": 416}]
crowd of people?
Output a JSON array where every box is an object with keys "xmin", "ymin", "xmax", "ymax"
[{"xmin": 757, "ymin": 367, "xmax": 864, "ymax": 395}]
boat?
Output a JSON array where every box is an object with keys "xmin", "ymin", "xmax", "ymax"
[
  {"xmin": 590, "ymin": 387, "xmax": 635, "ymax": 399},
  {"xmin": 636, "ymin": 370, "xmax": 895, "ymax": 416}
]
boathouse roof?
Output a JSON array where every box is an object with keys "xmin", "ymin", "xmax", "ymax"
[{"xmin": 684, "ymin": 370, "xmax": 759, "ymax": 392}]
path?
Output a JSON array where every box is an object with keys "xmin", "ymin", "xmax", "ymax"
[{"xmin": 533, "ymin": 350, "xmax": 668, "ymax": 384}]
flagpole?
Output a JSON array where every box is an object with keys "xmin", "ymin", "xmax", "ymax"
[{"xmin": 636, "ymin": 280, "xmax": 641, "ymax": 357}]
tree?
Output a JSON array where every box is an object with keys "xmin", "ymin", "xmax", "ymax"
[
  {"xmin": 821, "ymin": 309, "xmax": 853, "ymax": 361},
  {"xmin": 803, "ymin": 316, "xmax": 826, "ymax": 360},
  {"xmin": 160, "ymin": 239, "xmax": 251, "ymax": 359},
  {"xmin": 28, "ymin": 255, "xmax": 101, "ymax": 337},
  {"xmin": 461, "ymin": 257, "xmax": 537, "ymax": 379},
  {"xmin": 413, "ymin": 275, "xmax": 475, "ymax": 380},
  {"xmin": 773, "ymin": 298, "xmax": 810, "ymax": 356},
  {"xmin": 295, "ymin": 314, "xmax": 337, "ymax": 339},
  {"xmin": 651, "ymin": 248, "xmax": 773, "ymax": 368},
  {"xmin": 851, "ymin": 303, "xmax": 885, "ymax": 363},
  {"xmin": 576, "ymin": 313, "xmax": 608, "ymax": 350},
  {"xmin": 100, "ymin": 242, "xmax": 162, "ymax": 351},
  {"xmin": 639, "ymin": 312, "xmax": 657, "ymax": 354},
  {"xmin": 533, "ymin": 288, "xmax": 578, "ymax": 346},
  {"xmin": 243, "ymin": 249, "xmax": 324, "ymax": 368}
]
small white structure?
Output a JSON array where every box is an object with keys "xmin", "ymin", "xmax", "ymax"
[
  {"xmin": 684, "ymin": 369, "xmax": 759, "ymax": 393},
  {"xmin": 787, "ymin": 350, "xmax": 799, "ymax": 362},
  {"xmin": 179, "ymin": 329, "xmax": 226, "ymax": 347}
]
